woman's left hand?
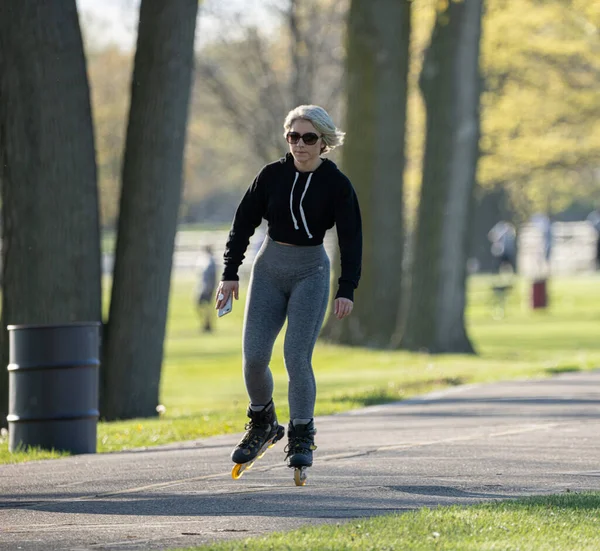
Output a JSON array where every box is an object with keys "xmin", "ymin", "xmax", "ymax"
[{"xmin": 334, "ymin": 298, "xmax": 353, "ymax": 320}]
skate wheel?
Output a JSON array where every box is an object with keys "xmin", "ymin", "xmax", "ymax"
[
  {"xmin": 231, "ymin": 463, "xmax": 245, "ymax": 480},
  {"xmin": 294, "ymin": 467, "xmax": 307, "ymax": 486}
]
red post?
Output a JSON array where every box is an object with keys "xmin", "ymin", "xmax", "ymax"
[{"xmin": 532, "ymin": 279, "xmax": 548, "ymax": 309}]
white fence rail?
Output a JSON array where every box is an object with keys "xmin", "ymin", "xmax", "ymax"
[
  {"xmin": 101, "ymin": 222, "xmax": 598, "ymax": 278},
  {"xmin": 517, "ymin": 221, "xmax": 597, "ymax": 277},
  {"xmin": 103, "ymin": 226, "xmax": 338, "ymax": 278}
]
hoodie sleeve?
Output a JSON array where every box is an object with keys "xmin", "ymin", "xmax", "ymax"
[
  {"xmin": 334, "ymin": 177, "xmax": 362, "ymax": 301},
  {"xmin": 222, "ymin": 170, "xmax": 266, "ymax": 281}
]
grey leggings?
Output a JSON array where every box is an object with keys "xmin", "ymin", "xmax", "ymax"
[{"xmin": 243, "ymin": 237, "xmax": 330, "ymax": 420}]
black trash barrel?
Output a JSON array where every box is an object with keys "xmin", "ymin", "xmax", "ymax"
[{"xmin": 7, "ymin": 322, "xmax": 101, "ymax": 454}]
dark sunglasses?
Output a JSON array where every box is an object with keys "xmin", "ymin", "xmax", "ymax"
[{"xmin": 286, "ymin": 132, "xmax": 321, "ymax": 146}]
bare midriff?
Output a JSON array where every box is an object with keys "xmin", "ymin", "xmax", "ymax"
[{"xmin": 274, "ymin": 241, "xmax": 298, "ymax": 246}]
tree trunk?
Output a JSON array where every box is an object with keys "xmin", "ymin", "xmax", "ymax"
[
  {"xmin": 288, "ymin": 0, "xmax": 317, "ymax": 107},
  {"xmin": 321, "ymin": 0, "xmax": 410, "ymax": 348},
  {"xmin": 400, "ymin": 0, "xmax": 484, "ymax": 353},
  {"xmin": 101, "ymin": 0, "xmax": 198, "ymax": 420},
  {"xmin": 0, "ymin": 2, "xmax": 102, "ymax": 426},
  {"xmin": 289, "ymin": 0, "xmax": 310, "ymax": 106}
]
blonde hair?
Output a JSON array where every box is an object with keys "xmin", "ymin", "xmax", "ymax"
[{"xmin": 283, "ymin": 105, "xmax": 345, "ymax": 154}]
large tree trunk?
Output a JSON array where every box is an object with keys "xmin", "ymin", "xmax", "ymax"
[
  {"xmin": 400, "ymin": 0, "xmax": 484, "ymax": 353},
  {"xmin": 321, "ymin": 0, "xmax": 410, "ymax": 348},
  {"xmin": 0, "ymin": 2, "xmax": 102, "ymax": 426},
  {"xmin": 101, "ymin": 0, "xmax": 198, "ymax": 420}
]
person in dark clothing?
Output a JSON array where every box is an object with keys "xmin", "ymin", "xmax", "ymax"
[
  {"xmin": 195, "ymin": 245, "xmax": 217, "ymax": 332},
  {"xmin": 215, "ymin": 105, "xmax": 362, "ymax": 484},
  {"xmin": 488, "ymin": 221, "xmax": 517, "ymax": 274}
]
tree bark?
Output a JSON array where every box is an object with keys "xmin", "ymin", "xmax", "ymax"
[
  {"xmin": 288, "ymin": 0, "xmax": 316, "ymax": 106},
  {"xmin": 101, "ymin": 0, "xmax": 198, "ymax": 420},
  {"xmin": 400, "ymin": 0, "xmax": 484, "ymax": 353},
  {"xmin": 0, "ymin": 2, "xmax": 102, "ymax": 426},
  {"xmin": 321, "ymin": 0, "xmax": 411, "ymax": 348}
]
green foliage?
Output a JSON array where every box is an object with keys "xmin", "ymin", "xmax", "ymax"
[
  {"xmin": 404, "ymin": 0, "xmax": 600, "ymax": 222},
  {"xmin": 479, "ymin": 0, "xmax": 600, "ymax": 216}
]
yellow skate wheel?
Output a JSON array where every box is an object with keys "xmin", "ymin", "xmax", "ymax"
[
  {"xmin": 294, "ymin": 467, "xmax": 307, "ymax": 486},
  {"xmin": 231, "ymin": 463, "xmax": 245, "ymax": 480}
]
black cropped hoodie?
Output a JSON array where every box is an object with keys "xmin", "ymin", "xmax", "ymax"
[{"xmin": 222, "ymin": 153, "xmax": 362, "ymax": 301}]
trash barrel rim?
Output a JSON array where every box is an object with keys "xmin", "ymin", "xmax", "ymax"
[{"xmin": 7, "ymin": 321, "xmax": 102, "ymax": 331}]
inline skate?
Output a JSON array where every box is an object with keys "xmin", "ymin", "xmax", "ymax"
[
  {"xmin": 285, "ymin": 419, "xmax": 317, "ymax": 486},
  {"xmin": 231, "ymin": 400, "xmax": 285, "ymax": 479}
]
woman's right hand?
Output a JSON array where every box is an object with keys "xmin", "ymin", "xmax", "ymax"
[{"xmin": 215, "ymin": 280, "xmax": 239, "ymax": 310}]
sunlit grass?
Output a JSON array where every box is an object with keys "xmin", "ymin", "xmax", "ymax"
[
  {"xmin": 3, "ymin": 273, "xmax": 600, "ymax": 460},
  {"xmin": 0, "ymin": 431, "xmax": 67, "ymax": 463},
  {"xmin": 172, "ymin": 492, "xmax": 600, "ymax": 551}
]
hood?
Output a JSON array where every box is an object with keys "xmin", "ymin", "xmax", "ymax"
[{"xmin": 280, "ymin": 152, "xmax": 339, "ymax": 176}]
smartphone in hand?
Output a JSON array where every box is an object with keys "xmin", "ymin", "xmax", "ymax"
[{"xmin": 218, "ymin": 294, "xmax": 233, "ymax": 317}]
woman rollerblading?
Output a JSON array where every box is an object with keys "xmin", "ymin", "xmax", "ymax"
[{"xmin": 216, "ymin": 105, "xmax": 362, "ymax": 485}]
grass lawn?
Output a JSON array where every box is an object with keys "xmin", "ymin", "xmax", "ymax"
[
  {"xmin": 171, "ymin": 492, "xmax": 600, "ymax": 551},
  {"xmin": 1, "ymin": 273, "xmax": 599, "ymax": 462}
]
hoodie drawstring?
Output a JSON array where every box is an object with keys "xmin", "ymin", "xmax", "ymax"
[
  {"xmin": 289, "ymin": 172, "xmax": 300, "ymax": 230},
  {"xmin": 290, "ymin": 172, "xmax": 313, "ymax": 239},
  {"xmin": 299, "ymin": 173, "xmax": 313, "ymax": 239}
]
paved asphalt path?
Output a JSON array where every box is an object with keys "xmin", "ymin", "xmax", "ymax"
[{"xmin": 2, "ymin": 370, "xmax": 600, "ymax": 551}]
